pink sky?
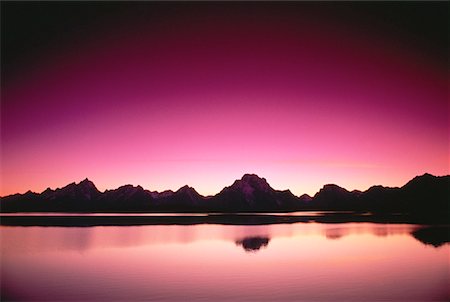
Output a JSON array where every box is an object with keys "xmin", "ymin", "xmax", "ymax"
[{"xmin": 1, "ymin": 4, "xmax": 448, "ymax": 196}]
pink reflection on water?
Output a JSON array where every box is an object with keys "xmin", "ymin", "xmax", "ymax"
[
  {"xmin": 1, "ymin": 223, "xmax": 448, "ymax": 301},
  {"xmin": 1, "ymin": 223, "xmax": 422, "ymax": 253}
]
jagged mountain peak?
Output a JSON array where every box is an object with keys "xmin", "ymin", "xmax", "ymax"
[
  {"xmin": 231, "ymin": 174, "xmax": 272, "ymax": 192},
  {"xmin": 24, "ymin": 190, "xmax": 36, "ymax": 196},
  {"xmin": 299, "ymin": 193, "xmax": 312, "ymax": 202},
  {"xmin": 149, "ymin": 190, "xmax": 174, "ymax": 199},
  {"xmin": 316, "ymin": 184, "xmax": 351, "ymax": 195},
  {"xmin": 43, "ymin": 187, "xmax": 53, "ymax": 193},
  {"xmin": 419, "ymin": 173, "xmax": 434, "ymax": 178},
  {"xmin": 175, "ymin": 185, "xmax": 202, "ymax": 200},
  {"xmin": 216, "ymin": 174, "xmax": 276, "ymax": 205},
  {"xmin": 115, "ymin": 184, "xmax": 144, "ymax": 191},
  {"xmin": 78, "ymin": 178, "xmax": 97, "ymax": 188},
  {"xmin": 402, "ymin": 173, "xmax": 438, "ymax": 188},
  {"xmin": 241, "ymin": 173, "xmax": 268, "ymax": 183},
  {"xmin": 59, "ymin": 178, "xmax": 96, "ymax": 190},
  {"xmin": 177, "ymin": 184, "xmax": 193, "ymax": 191},
  {"xmin": 314, "ymin": 184, "xmax": 353, "ymax": 202},
  {"xmin": 321, "ymin": 184, "xmax": 346, "ymax": 190},
  {"xmin": 51, "ymin": 178, "xmax": 101, "ymax": 201},
  {"xmin": 1, "ymin": 173, "xmax": 448, "ymax": 216}
]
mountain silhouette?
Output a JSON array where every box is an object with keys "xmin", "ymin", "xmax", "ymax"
[
  {"xmin": 212, "ymin": 174, "xmax": 299, "ymax": 212},
  {"xmin": 1, "ymin": 173, "xmax": 448, "ymax": 222},
  {"xmin": 312, "ymin": 184, "xmax": 358, "ymax": 210}
]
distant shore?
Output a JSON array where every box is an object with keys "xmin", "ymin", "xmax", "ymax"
[{"xmin": 1, "ymin": 212, "xmax": 447, "ymax": 227}]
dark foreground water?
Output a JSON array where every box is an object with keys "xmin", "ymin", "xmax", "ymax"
[{"xmin": 1, "ymin": 217, "xmax": 448, "ymax": 301}]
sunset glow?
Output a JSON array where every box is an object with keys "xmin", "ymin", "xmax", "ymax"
[
  {"xmin": 2, "ymin": 223, "xmax": 448, "ymax": 301},
  {"xmin": 1, "ymin": 3, "xmax": 448, "ymax": 196}
]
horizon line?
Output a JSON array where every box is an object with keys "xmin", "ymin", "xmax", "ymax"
[{"xmin": 2, "ymin": 172, "xmax": 447, "ymax": 199}]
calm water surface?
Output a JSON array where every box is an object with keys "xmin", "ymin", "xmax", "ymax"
[{"xmin": 1, "ymin": 221, "xmax": 448, "ymax": 301}]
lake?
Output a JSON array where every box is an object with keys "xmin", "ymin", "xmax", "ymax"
[{"xmin": 1, "ymin": 217, "xmax": 448, "ymax": 301}]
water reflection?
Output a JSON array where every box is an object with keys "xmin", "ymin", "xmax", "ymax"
[
  {"xmin": 235, "ymin": 236, "xmax": 270, "ymax": 252},
  {"xmin": 1, "ymin": 223, "xmax": 447, "ymax": 255},
  {"xmin": 323, "ymin": 225, "xmax": 426, "ymax": 241},
  {"xmin": 324, "ymin": 228, "xmax": 348, "ymax": 239},
  {"xmin": 412, "ymin": 226, "xmax": 449, "ymax": 247},
  {"xmin": 1, "ymin": 222, "xmax": 448, "ymax": 301}
]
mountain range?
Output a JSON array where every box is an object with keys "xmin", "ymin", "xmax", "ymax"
[{"xmin": 1, "ymin": 173, "xmax": 449, "ymax": 221}]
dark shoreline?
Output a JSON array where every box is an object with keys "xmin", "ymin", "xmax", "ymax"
[{"xmin": 0, "ymin": 213, "xmax": 446, "ymax": 227}]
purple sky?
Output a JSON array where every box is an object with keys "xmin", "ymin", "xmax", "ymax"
[{"xmin": 1, "ymin": 3, "xmax": 448, "ymax": 196}]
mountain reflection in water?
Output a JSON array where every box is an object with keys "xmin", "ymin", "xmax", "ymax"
[
  {"xmin": 235, "ymin": 236, "xmax": 270, "ymax": 252},
  {"xmin": 412, "ymin": 226, "xmax": 449, "ymax": 247},
  {"xmin": 1, "ymin": 222, "xmax": 448, "ymax": 301},
  {"xmin": 1, "ymin": 223, "xmax": 447, "ymax": 254}
]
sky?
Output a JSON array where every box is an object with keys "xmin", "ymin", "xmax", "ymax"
[{"xmin": 1, "ymin": 2, "xmax": 448, "ymax": 196}]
